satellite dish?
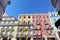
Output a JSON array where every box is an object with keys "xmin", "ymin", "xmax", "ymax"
[{"xmin": 51, "ymin": 0, "xmax": 57, "ymax": 8}]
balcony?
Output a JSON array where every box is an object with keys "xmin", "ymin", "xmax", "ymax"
[
  {"xmin": 17, "ymin": 27, "xmax": 21, "ymax": 32},
  {"xmin": 0, "ymin": 21, "xmax": 18, "ymax": 26},
  {"xmin": 16, "ymin": 33, "xmax": 21, "ymax": 38},
  {"xmin": 21, "ymin": 33, "xmax": 26, "ymax": 37},
  {"xmin": 28, "ymin": 32, "xmax": 31, "ymax": 37},
  {"xmin": 10, "ymin": 27, "xmax": 14, "ymax": 32},
  {"xmin": 28, "ymin": 27, "xmax": 32, "ymax": 31},
  {"xmin": 47, "ymin": 31, "xmax": 56, "ymax": 37},
  {"xmin": 1, "ymin": 27, "xmax": 5, "ymax": 32},
  {"xmin": 9, "ymin": 33, "xmax": 13, "ymax": 38},
  {"xmin": 18, "ymin": 22, "xmax": 31, "ymax": 26}
]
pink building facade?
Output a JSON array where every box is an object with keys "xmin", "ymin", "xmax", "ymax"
[{"xmin": 32, "ymin": 14, "xmax": 52, "ymax": 40}]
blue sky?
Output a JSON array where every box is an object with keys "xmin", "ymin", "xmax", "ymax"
[{"xmin": 5, "ymin": 0, "xmax": 56, "ymax": 18}]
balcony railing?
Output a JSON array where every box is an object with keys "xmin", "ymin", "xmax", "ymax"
[{"xmin": 47, "ymin": 31, "xmax": 56, "ymax": 36}]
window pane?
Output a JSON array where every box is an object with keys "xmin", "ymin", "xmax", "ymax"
[
  {"xmin": 5, "ymin": 21, "xmax": 9, "ymax": 24},
  {"xmin": 44, "ymin": 20, "xmax": 46, "ymax": 23},
  {"xmin": 33, "ymin": 31, "xmax": 36, "ymax": 35},
  {"xmin": 24, "ymin": 16, "xmax": 26, "ymax": 18},
  {"xmin": 28, "ymin": 16, "xmax": 30, "ymax": 18}
]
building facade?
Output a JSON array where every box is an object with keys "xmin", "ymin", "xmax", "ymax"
[
  {"xmin": 18, "ymin": 14, "xmax": 32, "ymax": 40},
  {"xmin": 32, "ymin": 13, "xmax": 52, "ymax": 40},
  {"xmin": 0, "ymin": 13, "xmax": 19, "ymax": 40},
  {"xmin": 0, "ymin": 13, "xmax": 59, "ymax": 40},
  {"xmin": 48, "ymin": 12, "xmax": 60, "ymax": 30},
  {"xmin": 48, "ymin": 12, "xmax": 60, "ymax": 40}
]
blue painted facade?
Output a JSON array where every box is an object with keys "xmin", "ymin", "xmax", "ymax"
[{"xmin": 48, "ymin": 12, "xmax": 60, "ymax": 30}]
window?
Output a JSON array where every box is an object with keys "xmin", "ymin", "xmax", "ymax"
[
  {"xmin": 42, "ymin": 37, "xmax": 45, "ymax": 40},
  {"xmin": 10, "ymin": 21, "xmax": 13, "ymax": 24},
  {"xmin": 57, "ymin": 14, "xmax": 59, "ymax": 16},
  {"xmin": 24, "ymin": 16, "xmax": 26, "ymax": 18},
  {"xmin": 23, "ymin": 21, "xmax": 25, "ymax": 24},
  {"xmin": 28, "ymin": 16, "xmax": 30, "ymax": 18},
  {"xmin": 54, "ymin": 19, "xmax": 56, "ymax": 21},
  {"xmin": 43, "ymin": 16, "xmax": 45, "ymax": 18},
  {"xmin": 4, "ymin": 26, "xmax": 7, "ymax": 29},
  {"xmin": 54, "ymin": 14, "xmax": 55, "ymax": 16},
  {"xmin": 38, "ymin": 30, "xmax": 40, "ymax": 35},
  {"xmin": 6, "ymin": 27, "xmax": 9, "ymax": 31},
  {"xmin": 49, "ymin": 25, "xmax": 51, "ymax": 27},
  {"xmin": 37, "ymin": 26, "xmax": 40, "ymax": 29},
  {"xmin": 11, "ymin": 18, "xmax": 15, "ymax": 20},
  {"xmin": 40, "ymin": 16, "xmax": 41, "ymax": 18},
  {"xmin": 47, "ymin": 16, "xmax": 49, "ymax": 18},
  {"xmin": 28, "ymin": 31, "xmax": 31, "ymax": 37},
  {"xmin": 22, "ymin": 32, "xmax": 26, "ymax": 37},
  {"xmin": 28, "ymin": 26, "xmax": 31, "ymax": 30},
  {"xmin": 17, "ymin": 27, "xmax": 20, "ymax": 31},
  {"xmin": 28, "ymin": 21, "xmax": 30, "ymax": 24},
  {"xmin": 33, "ymin": 31, "xmax": 36, "ymax": 35},
  {"xmin": 44, "ymin": 20, "xmax": 46, "ymax": 23},
  {"xmin": 19, "ymin": 16, "xmax": 21, "ymax": 18},
  {"xmin": 16, "ymin": 33, "xmax": 20, "ymax": 38},
  {"xmin": 1, "ymin": 27, "xmax": 5, "ymax": 32},
  {"xmin": 48, "ymin": 20, "xmax": 50, "ymax": 22},
  {"xmin": 40, "ymin": 20, "xmax": 42, "ymax": 22},
  {"xmin": 46, "ymin": 30, "xmax": 48, "ymax": 34},
  {"xmin": 36, "ymin": 16, "xmax": 38, "ymax": 18},
  {"xmin": 36, "ymin": 20, "xmax": 38, "ymax": 23},
  {"xmin": 7, "ymin": 18, "xmax": 10, "ymax": 20},
  {"xmin": 33, "ymin": 20, "xmax": 34, "ymax": 22},
  {"xmin": 33, "ymin": 16, "xmax": 34, "ymax": 18},
  {"xmin": 1, "ymin": 21, "xmax": 4, "ymax": 24},
  {"xmin": 2, "ymin": 18, "xmax": 6, "ymax": 20},
  {"xmin": 5, "ymin": 21, "xmax": 9, "ymax": 24},
  {"xmin": 23, "ymin": 27, "xmax": 26, "ymax": 30},
  {"xmin": 15, "ymin": 21, "xmax": 18, "ymax": 24},
  {"xmin": 11, "ymin": 27, "xmax": 14, "ymax": 32}
]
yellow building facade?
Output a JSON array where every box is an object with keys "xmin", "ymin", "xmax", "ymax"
[{"xmin": 18, "ymin": 14, "xmax": 32, "ymax": 40}]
